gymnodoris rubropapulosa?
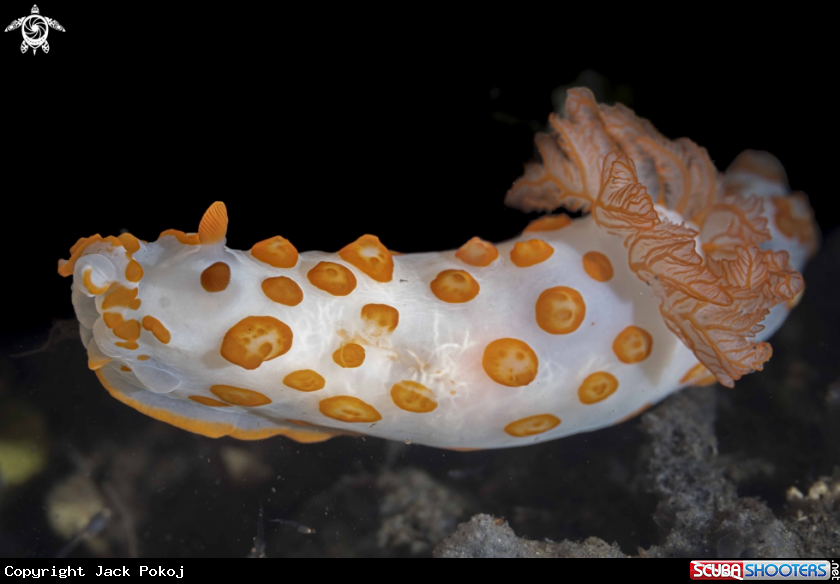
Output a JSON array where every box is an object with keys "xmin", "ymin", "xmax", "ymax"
[{"xmin": 57, "ymin": 88, "xmax": 817, "ymax": 449}]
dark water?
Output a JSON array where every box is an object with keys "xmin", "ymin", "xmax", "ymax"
[{"xmin": 2, "ymin": 9, "xmax": 835, "ymax": 557}]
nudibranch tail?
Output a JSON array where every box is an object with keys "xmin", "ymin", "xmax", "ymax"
[{"xmin": 58, "ymin": 87, "xmax": 817, "ymax": 448}]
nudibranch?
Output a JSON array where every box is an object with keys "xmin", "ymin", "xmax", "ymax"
[{"xmin": 58, "ymin": 89, "xmax": 817, "ymax": 449}]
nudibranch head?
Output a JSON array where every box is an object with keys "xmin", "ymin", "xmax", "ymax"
[{"xmin": 59, "ymin": 89, "xmax": 816, "ymax": 449}]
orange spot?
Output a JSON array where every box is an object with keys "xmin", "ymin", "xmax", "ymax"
[
  {"xmin": 103, "ymin": 312, "xmax": 124, "ymax": 329},
  {"xmin": 189, "ymin": 395, "xmax": 232, "ymax": 407},
  {"xmin": 118, "ymin": 233, "xmax": 141, "ymax": 253},
  {"xmin": 319, "ymin": 396, "xmax": 382, "ymax": 423},
  {"xmin": 332, "ymin": 343, "xmax": 365, "ymax": 368},
  {"xmin": 680, "ymin": 363, "xmax": 718, "ymax": 386},
  {"xmin": 524, "ymin": 215, "xmax": 572, "ymax": 232},
  {"xmin": 286, "ymin": 419, "xmax": 316, "ymax": 427},
  {"xmin": 455, "ymin": 237, "xmax": 499, "ymax": 267},
  {"xmin": 361, "ymin": 304, "xmax": 399, "ymax": 333},
  {"xmin": 582, "ymin": 251, "xmax": 613, "ymax": 282},
  {"xmin": 220, "ymin": 316, "xmax": 293, "ymax": 370},
  {"xmin": 390, "ymin": 380, "xmax": 437, "ymax": 413},
  {"xmin": 142, "ymin": 316, "xmax": 171, "ymax": 344},
  {"xmin": 82, "ymin": 267, "xmax": 110, "ymax": 295},
  {"xmin": 102, "ymin": 285, "xmax": 141, "ymax": 311},
  {"xmin": 113, "ymin": 319, "xmax": 141, "ymax": 342},
  {"xmin": 125, "ymin": 259, "xmax": 144, "ymax": 283},
  {"xmin": 612, "ymin": 326, "xmax": 653, "ymax": 364},
  {"xmin": 251, "ymin": 236, "xmax": 298, "ymax": 269},
  {"xmin": 307, "ymin": 262, "xmax": 357, "ymax": 296},
  {"xmin": 120, "ymin": 365, "xmax": 132, "ymax": 372},
  {"xmin": 200, "ymin": 262, "xmax": 231, "ymax": 292},
  {"xmin": 430, "ymin": 269, "xmax": 480, "ymax": 303},
  {"xmin": 159, "ymin": 229, "xmax": 200, "ymax": 245},
  {"xmin": 338, "ymin": 234, "xmax": 394, "ymax": 282},
  {"xmin": 535, "ymin": 286, "xmax": 586, "ymax": 335},
  {"xmin": 510, "ymin": 239, "xmax": 554, "ymax": 267},
  {"xmin": 578, "ymin": 372, "xmax": 619, "ymax": 404},
  {"xmin": 115, "ymin": 341, "xmax": 138, "ymax": 350},
  {"xmin": 198, "ymin": 202, "xmax": 228, "ymax": 245},
  {"xmin": 210, "ymin": 384, "xmax": 272, "ymax": 407},
  {"xmin": 137, "ymin": 355, "xmax": 150, "ymax": 361},
  {"xmin": 504, "ymin": 414, "xmax": 560, "ymax": 437},
  {"xmin": 482, "ymin": 338, "xmax": 539, "ymax": 387},
  {"xmin": 283, "ymin": 369, "xmax": 326, "ymax": 392},
  {"xmin": 261, "ymin": 276, "xmax": 303, "ymax": 306}
]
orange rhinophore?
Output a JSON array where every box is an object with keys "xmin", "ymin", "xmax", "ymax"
[
  {"xmin": 198, "ymin": 202, "xmax": 228, "ymax": 245},
  {"xmin": 57, "ymin": 87, "xmax": 817, "ymax": 449}
]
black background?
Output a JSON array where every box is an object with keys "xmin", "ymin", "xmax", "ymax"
[{"xmin": 2, "ymin": 4, "xmax": 834, "ymax": 347}]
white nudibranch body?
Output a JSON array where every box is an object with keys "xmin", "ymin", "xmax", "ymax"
[{"xmin": 58, "ymin": 89, "xmax": 818, "ymax": 449}]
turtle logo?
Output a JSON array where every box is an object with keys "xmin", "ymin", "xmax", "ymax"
[{"xmin": 4, "ymin": 5, "xmax": 64, "ymax": 55}]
